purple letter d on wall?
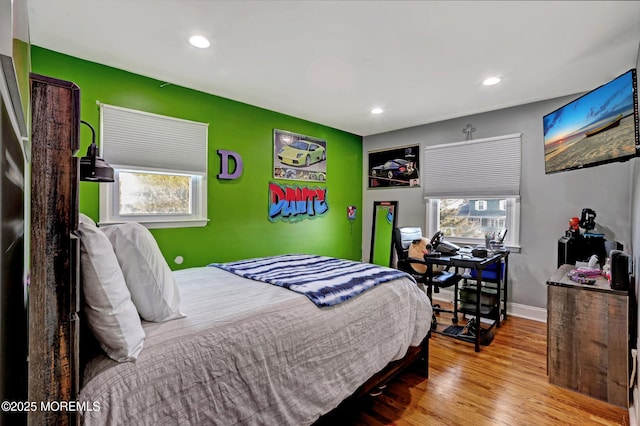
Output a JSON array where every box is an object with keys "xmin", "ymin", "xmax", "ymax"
[{"xmin": 217, "ymin": 149, "xmax": 243, "ymax": 180}]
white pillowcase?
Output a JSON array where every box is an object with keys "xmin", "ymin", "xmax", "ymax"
[
  {"xmin": 78, "ymin": 216, "xmax": 145, "ymax": 362},
  {"xmin": 102, "ymin": 222, "xmax": 185, "ymax": 322},
  {"xmin": 79, "ymin": 213, "xmax": 96, "ymax": 227}
]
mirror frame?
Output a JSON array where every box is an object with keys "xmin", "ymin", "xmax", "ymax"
[{"xmin": 369, "ymin": 201, "xmax": 398, "ymax": 267}]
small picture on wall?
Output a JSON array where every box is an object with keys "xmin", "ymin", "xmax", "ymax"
[
  {"xmin": 368, "ymin": 145, "xmax": 420, "ymax": 188},
  {"xmin": 273, "ymin": 129, "xmax": 327, "ymax": 182}
]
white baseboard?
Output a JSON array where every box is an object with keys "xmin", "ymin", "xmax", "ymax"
[
  {"xmin": 432, "ymin": 289, "xmax": 547, "ymax": 323},
  {"xmin": 509, "ymin": 302, "xmax": 547, "ymax": 322}
]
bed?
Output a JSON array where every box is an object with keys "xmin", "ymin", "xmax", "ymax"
[
  {"xmin": 29, "ymin": 73, "xmax": 432, "ymax": 426},
  {"xmin": 78, "ymin": 262, "xmax": 431, "ymax": 425}
]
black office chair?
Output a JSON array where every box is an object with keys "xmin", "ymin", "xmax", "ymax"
[{"xmin": 393, "ymin": 227, "xmax": 462, "ymax": 329}]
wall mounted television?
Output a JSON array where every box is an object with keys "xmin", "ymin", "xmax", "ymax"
[{"xmin": 543, "ymin": 68, "xmax": 639, "ymax": 174}]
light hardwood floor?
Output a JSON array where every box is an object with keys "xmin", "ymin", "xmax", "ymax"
[{"xmin": 317, "ymin": 314, "xmax": 630, "ymax": 425}]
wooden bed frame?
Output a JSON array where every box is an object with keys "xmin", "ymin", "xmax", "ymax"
[{"xmin": 28, "ymin": 73, "xmax": 429, "ymax": 425}]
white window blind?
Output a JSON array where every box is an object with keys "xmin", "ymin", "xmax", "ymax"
[
  {"xmin": 423, "ymin": 133, "xmax": 521, "ymax": 198},
  {"xmin": 100, "ymin": 104, "xmax": 208, "ymax": 175}
]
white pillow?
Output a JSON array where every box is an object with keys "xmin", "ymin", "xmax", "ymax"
[
  {"xmin": 78, "ymin": 220, "xmax": 145, "ymax": 362},
  {"xmin": 102, "ymin": 222, "xmax": 185, "ymax": 322},
  {"xmin": 79, "ymin": 213, "xmax": 96, "ymax": 227}
]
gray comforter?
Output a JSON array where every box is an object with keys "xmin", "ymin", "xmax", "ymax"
[{"xmin": 79, "ymin": 265, "xmax": 432, "ymax": 425}]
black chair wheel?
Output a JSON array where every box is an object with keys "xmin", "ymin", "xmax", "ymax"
[
  {"xmin": 451, "ymin": 317, "xmax": 458, "ymax": 324},
  {"xmin": 431, "ymin": 315, "xmax": 438, "ymax": 330},
  {"xmin": 433, "ymin": 303, "xmax": 441, "ymax": 309}
]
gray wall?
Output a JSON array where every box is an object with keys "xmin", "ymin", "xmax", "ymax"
[{"xmin": 363, "ymin": 96, "xmax": 632, "ymax": 309}]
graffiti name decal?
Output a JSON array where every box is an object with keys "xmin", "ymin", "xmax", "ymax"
[{"xmin": 268, "ymin": 182, "xmax": 329, "ymax": 222}]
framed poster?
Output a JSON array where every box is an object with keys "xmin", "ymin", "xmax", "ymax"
[
  {"xmin": 368, "ymin": 144, "xmax": 420, "ymax": 188},
  {"xmin": 273, "ymin": 129, "xmax": 327, "ymax": 182}
]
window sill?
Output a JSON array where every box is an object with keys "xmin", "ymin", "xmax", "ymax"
[
  {"xmin": 446, "ymin": 238, "xmax": 521, "ymax": 254},
  {"xmin": 98, "ymin": 218, "xmax": 209, "ymax": 229}
]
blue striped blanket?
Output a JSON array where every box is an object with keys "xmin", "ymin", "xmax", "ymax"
[{"xmin": 209, "ymin": 254, "xmax": 413, "ymax": 307}]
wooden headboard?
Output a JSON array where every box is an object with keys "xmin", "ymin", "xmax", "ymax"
[{"xmin": 29, "ymin": 73, "xmax": 80, "ymax": 426}]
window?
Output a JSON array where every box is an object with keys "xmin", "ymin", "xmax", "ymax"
[
  {"xmin": 98, "ymin": 104, "xmax": 208, "ymax": 228},
  {"xmin": 423, "ymin": 134, "xmax": 521, "ymax": 248},
  {"xmin": 431, "ymin": 198, "xmax": 515, "ymax": 243}
]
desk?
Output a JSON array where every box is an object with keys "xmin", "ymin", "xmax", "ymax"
[{"xmin": 424, "ymin": 250, "xmax": 509, "ymax": 352}]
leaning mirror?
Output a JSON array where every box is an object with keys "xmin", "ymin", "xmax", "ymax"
[{"xmin": 370, "ymin": 201, "xmax": 398, "ymax": 267}]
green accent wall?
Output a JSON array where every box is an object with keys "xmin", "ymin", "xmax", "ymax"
[
  {"xmin": 31, "ymin": 47, "xmax": 363, "ymax": 269},
  {"xmin": 13, "ymin": 39, "xmax": 30, "ymax": 129}
]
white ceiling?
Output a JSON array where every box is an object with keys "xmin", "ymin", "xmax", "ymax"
[{"xmin": 26, "ymin": 0, "xmax": 640, "ymax": 136}]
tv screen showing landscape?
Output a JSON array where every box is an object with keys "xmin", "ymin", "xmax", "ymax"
[{"xmin": 543, "ymin": 69, "xmax": 638, "ymax": 174}]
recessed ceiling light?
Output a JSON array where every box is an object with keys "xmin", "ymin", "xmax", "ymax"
[
  {"xmin": 189, "ymin": 35, "xmax": 210, "ymax": 49},
  {"xmin": 371, "ymin": 107, "xmax": 384, "ymax": 115},
  {"xmin": 483, "ymin": 77, "xmax": 501, "ymax": 86}
]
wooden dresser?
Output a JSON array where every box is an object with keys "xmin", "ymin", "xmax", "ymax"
[{"xmin": 547, "ymin": 264, "xmax": 632, "ymax": 408}]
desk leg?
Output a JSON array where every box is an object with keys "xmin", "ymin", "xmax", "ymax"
[
  {"xmin": 503, "ymin": 257, "xmax": 509, "ymax": 321},
  {"xmin": 453, "ymin": 266, "xmax": 459, "ymax": 323},
  {"xmin": 474, "ymin": 271, "xmax": 482, "ymax": 352},
  {"xmin": 496, "ymin": 270, "xmax": 501, "ymax": 329}
]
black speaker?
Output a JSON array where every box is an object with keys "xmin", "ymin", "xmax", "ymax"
[
  {"xmin": 557, "ymin": 235, "xmax": 607, "ymax": 267},
  {"xmin": 610, "ymin": 250, "xmax": 630, "ymax": 291},
  {"xmin": 558, "ymin": 237, "xmax": 576, "ymax": 267},
  {"xmin": 604, "ymin": 240, "xmax": 623, "ymax": 257}
]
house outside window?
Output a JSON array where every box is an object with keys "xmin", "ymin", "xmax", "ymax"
[{"xmin": 432, "ymin": 198, "xmax": 514, "ymax": 243}]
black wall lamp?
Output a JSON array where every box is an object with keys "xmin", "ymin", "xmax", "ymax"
[{"xmin": 79, "ymin": 120, "xmax": 114, "ymax": 182}]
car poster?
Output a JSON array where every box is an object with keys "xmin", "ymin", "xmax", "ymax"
[
  {"xmin": 368, "ymin": 145, "xmax": 420, "ymax": 188},
  {"xmin": 273, "ymin": 129, "xmax": 327, "ymax": 182}
]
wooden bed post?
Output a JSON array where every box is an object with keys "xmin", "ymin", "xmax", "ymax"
[{"xmin": 29, "ymin": 74, "xmax": 80, "ymax": 426}]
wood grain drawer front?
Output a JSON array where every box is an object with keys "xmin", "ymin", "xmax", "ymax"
[{"xmin": 547, "ymin": 284, "xmax": 629, "ymax": 408}]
